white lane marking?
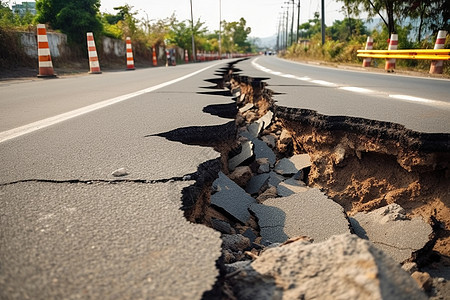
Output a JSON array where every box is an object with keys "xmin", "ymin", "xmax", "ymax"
[
  {"xmin": 251, "ymin": 57, "xmax": 449, "ymax": 109},
  {"xmin": 311, "ymin": 80, "xmax": 337, "ymax": 87},
  {"xmin": 0, "ymin": 62, "xmax": 222, "ymax": 144},
  {"xmin": 389, "ymin": 95, "xmax": 450, "ymax": 109},
  {"xmin": 295, "ymin": 76, "xmax": 311, "ymax": 81},
  {"xmin": 339, "ymin": 86, "xmax": 374, "ymax": 93}
]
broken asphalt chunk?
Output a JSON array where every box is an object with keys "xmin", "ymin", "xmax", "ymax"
[
  {"xmin": 350, "ymin": 203, "xmax": 433, "ymax": 263},
  {"xmin": 274, "ymin": 154, "xmax": 312, "ymax": 175},
  {"xmin": 250, "ymin": 188, "xmax": 350, "ymax": 244},
  {"xmin": 277, "ymin": 176, "xmax": 308, "ymax": 197},
  {"xmin": 252, "ymin": 139, "xmax": 276, "ymax": 166},
  {"xmin": 228, "ymin": 141, "xmax": 254, "ymax": 171},
  {"xmin": 245, "ymin": 173, "xmax": 270, "ymax": 195},
  {"xmin": 111, "ymin": 168, "xmax": 129, "ymax": 177},
  {"xmin": 211, "ymin": 172, "xmax": 256, "ymax": 223},
  {"xmin": 228, "ymin": 234, "xmax": 427, "ymax": 300}
]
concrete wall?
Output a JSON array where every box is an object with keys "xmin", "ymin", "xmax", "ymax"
[
  {"xmin": 102, "ymin": 37, "xmax": 126, "ymax": 57},
  {"xmin": 20, "ymin": 31, "xmax": 70, "ymax": 58}
]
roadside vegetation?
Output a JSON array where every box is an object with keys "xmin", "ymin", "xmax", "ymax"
[
  {"xmin": 0, "ymin": 0, "xmax": 256, "ymax": 70},
  {"xmin": 282, "ymin": 0, "xmax": 450, "ymax": 75}
]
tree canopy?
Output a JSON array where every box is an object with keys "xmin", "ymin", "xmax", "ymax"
[
  {"xmin": 36, "ymin": 0, "xmax": 103, "ymax": 43},
  {"xmin": 337, "ymin": 0, "xmax": 449, "ymax": 38}
]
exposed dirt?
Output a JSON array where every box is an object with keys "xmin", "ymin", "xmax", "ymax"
[{"xmin": 275, "ymin": 110, "xmax": 450, "ymax": 259}]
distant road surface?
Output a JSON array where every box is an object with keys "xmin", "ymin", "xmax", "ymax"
[{"xmin": 237, "ymin": 56, "xmax": 450, "ymax": 133}]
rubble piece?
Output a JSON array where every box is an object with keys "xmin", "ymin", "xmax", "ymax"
[
  {"xmin": 221, "ymin": 234, "xmax": 251, "ymax": 252},
  {"xmin": 224, "ymin": 261, "xmax": 251, "ymax": 274},
  {"xmin": 229, "ymin": 166, "xmax": 253, "ymax": 188},
  {"xmin": 231, "ymin": 87, "xmax": 241, "ymax": 98},
  {"xmin": 256, "ymin": 158, "xmax": 270, "ymax": 174},
  {"xmin": 228, "ymin": 234, "xmax": 428, "ymax": 300},
  {"xmin": 277, "ymin": 177, "xmax": 308, "ymax": 197},
  {"xmin": 250, "ymin": 188, "xmax": 350, "ymax": 244},
  {"xmin": 245, "ymin": 173, "xmax": 270, "ymax": 195},
  {"xmin": 228, "ymin": 141, "xmax": 254, "ymax": 171},
  {"xmin": 350, "ymin": 203, "xmax": 433, "ymax": 263},
  {"xmin": 111, "ymin": 168, "xmax": 128, "ymax": 177},
  {"xmin": 211, "ymin": 218, "xmax": 233, "ymax": 234},
  {"xmin": 256, "ymin": 186, "xmax": 278, "ymax": 202},
  {"xmin": 252, "ymin": 139, "xmax": 277, "ymax": 166},
  {"xmin": 239, "ymin": 103, "xmax": 254, "ymax": 113},
  {"xmin": 242, "ymin": 228, "xmax": 257, "ymax": 243},
  {"xmin": 402, "ymin": 262, "xmax": 419, "ymax": 274},
  {"xmin": 261, "ymin": 134, "xmax": 277, "ymax": 148},
  {"xmin": 211, "ymin": 172, "xmax": 257, "ymax": 223},
  {"xmin": 238, "ymin": 93, "xmax": 246, "ymax": 104},
  {"xmin": 274, "ymin": 154, "xmax": 312, "ymax": 175},
  {"xmin": 239, "ymin": 132, "xmax": 276, "ymax": 167},
  {"xmin": 278, "ymin": 128, "xmax": 292, "ymax": 144},
  {"xmin": 258, "ymin": 111, "xmax": 274, "ymax": 129},
  {"xmin": 246, "ymin": 111, "xmax": 274, "ymax": 138},
  {"xmin": 249, "ymin": 201, "xmax": 288, "ymax": 243},
  {"xmin": 268, "ymin": 171, "xmax": 283, "ymax": 187},
  {"xmin": 247, "ymin": 122, "xmax": 263, "ymax": 138},
  {"xmin": 411, "ymin": 271, "xmax": 433, "ymax": 292}
]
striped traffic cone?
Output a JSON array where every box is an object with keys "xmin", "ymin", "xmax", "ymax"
[
  {"xmin": 152, "ymin": 47, "xmax": 157, "ymax": 66},
  {"xmin": 385, "ymin": 33, "xmax": 398, "ymax": 72},
  {"xmin": 362, "ymin": 36, "xmax": 373, "ymax": 67},
  {"xmin": 37, "ymin": 24, "xmax": 56, "ymax": 78},
  {"xmin": 87, "ymin": 32, "xmax": 101, "ymax": 74},
  {"xmin": 184, "ymin": 49, "xmax": 188, "ymax": 63},
  {"xmin": 126, "ymin": 37, "xmax": 135, "ymax": 70},
  {"xmin": 430, "ymin": 30, "xmax": 447, "ymax": 74}
]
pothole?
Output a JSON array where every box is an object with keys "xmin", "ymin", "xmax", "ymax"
[{"xmin": 155, "ymin": 59, "xmax": 449, "ymax": 299}]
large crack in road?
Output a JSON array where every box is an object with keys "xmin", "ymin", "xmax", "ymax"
[{"xmin": 163, "ymin": 58, "xmax": 450, "ymax": 299}]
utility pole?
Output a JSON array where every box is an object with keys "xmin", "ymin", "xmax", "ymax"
[
  {"xmin": 218, "ymin": 0, "xmax": 222, "ymax": 59},
  {"xmin": 297, "ymin": 1, "xmax": 300, "ymax": 43},
  {"xmin": 290, "ymin": 0, "xmax": 294, "ymax": 46},
  {"xmin": 321, "ymin": 0, "xmax": 325, "ymax": 45},
  {"xmin": 276, "ymin": 16, "xmax": 281, "ymax": 52},
  {"xmin": 285, "ymin": 6, "xmax": 289, "ymax": 49},
  {"xmin": 281, "ymin": 11, "xmax": 286, "ymax": 50},
  {"xmin": 190, "ymin": 0, "xmax": 196, "ymax": 62}
]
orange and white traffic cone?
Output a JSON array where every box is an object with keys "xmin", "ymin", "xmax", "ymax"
[
  {"xmin": 184, "ymin": 49, "xmax": 188, "ymax": 63},
  {"xmin": 152, "ymin": 47, "xmax": 157, "ymax": 66},
  {"xmin": 87, "ymin": 32, "xmax": 101, "ymax": 74},
  {"xmin": 385, "ymin": 33, "xmax": 398, "ymax": 72},
  {"xmin": 430, "ymin": 30, "xmax": 447, "ymax": 74},
  {"xmin": 362, "ymin": 36, "xmax": 373, "ymax": 67},
  {"xmin": 126, "ymin": 37, "xmax": 135, "ymax": 70},
  {"xmin": 37, "ymin": 24, "xmax": 56, "ymax": 78}
]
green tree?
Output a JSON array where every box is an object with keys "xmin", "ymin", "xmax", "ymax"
[
  {"xmin": 327, "ymin": 18, "xmax": 368, "ymax": 41},
  {"xmin": 0, "ymin": 1, "xmax": 14, "ymax": 27},
  {"xmin": 402, "ymin": 0, "xmax": 449, "ymax": 41},
  {"xmin": 299, "ymin": 12, "xmax": 321, "ymax": 39},
  {"xmin": 36, "ymin": 0, "xmax": 102, "ymax": 43},
  {"xmin": 337, "ymin": 0, "xmax": 406, "ymax": 35},
  {"xmin": 222, "ymin": 17, "xmax": 251, "ymax": 53},
  {"xmin": 167, "ymin": 17, "xmax": 208, "ymax": 55}
]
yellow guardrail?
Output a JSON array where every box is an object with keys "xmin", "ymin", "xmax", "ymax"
[{"xmin": 357, "ymin": 49, "xmax": 450, "ymax": 60}]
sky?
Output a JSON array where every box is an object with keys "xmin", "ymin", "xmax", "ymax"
[{"xmin": 99, "ymin": 0, "xmax": 348, "ymax": 38}]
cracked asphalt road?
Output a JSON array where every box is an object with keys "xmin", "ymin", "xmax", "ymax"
[{"xmin": 0, "ymin": 61, "xmax": 231, "ymax": 299}]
